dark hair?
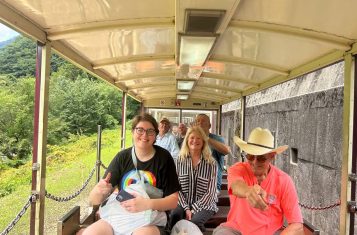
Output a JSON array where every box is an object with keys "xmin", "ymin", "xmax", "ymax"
[{"xmin": 131, "ymin": 113, "xmax": 159, "ymax": 134}]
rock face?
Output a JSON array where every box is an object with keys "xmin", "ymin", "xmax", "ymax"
[{"xmin": 221, "ymin": 62, "xmax": 345, "ymax": 235}]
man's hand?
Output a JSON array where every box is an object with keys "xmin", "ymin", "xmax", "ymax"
[{"xmin": 245, "ymin": 184, "xmax": 268, "ymax": 211}]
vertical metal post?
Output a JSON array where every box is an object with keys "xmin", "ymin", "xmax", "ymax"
[
  {"xmin": 96, "ymin": 125, "xmax": 102, "ymax": 183},
  {"xmin": 348, "ymin": 55, "xmax": 357, "ymax": 235},
  {"xmin": 340, "ymin": 53, "xmax": 355, "ymax": 235},
  {"xmin": 30, "ymin": 41, "xmax": 51, "ymax": 235},
  {"xmin": 179, "ymin": 109, "xmax": 182, "ymax": 123},
  {"xmin": 218, "ymin": 105, "xmax": 222, "ymax": 135},
  {"xmin": 121, "ymin": 92, "xmax": 127, "ymax": 150},
  {"xmin": 240, "ymin": 96, "xmax": 246, "ymax": 162}
]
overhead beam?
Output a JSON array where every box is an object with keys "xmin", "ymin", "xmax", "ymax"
[
  {"xmin": 193, "ymin": 90, "xmax": 232, "ymax": 98},
  {"xmin": 191, "ymin": 94, "xmax": 229, "ymax": 102},
  {"xmin": 128, "ymin": 82, "xmax": 175, "ymax": 90},
  {"xmin": 136, "ymin": 87, "xmax": 176, "ymax": 93},
  {"xmin": 230, "ymin": 20, "xmax": 353, "ymax": 50},
  {"xmin": 93, "ymin": 54, "xmax": 174, "ymax": 69},
  {"xmin": 210, "ymin": 55, "xmax": 289, "ymax": 75},
  {"xmin": 196, "ymin": 82, "xmax": 242, "ymax": 93},
  {"xmin": 0, "ymin": 1, "xmax": 46, "ymax": 43},
  {"xmin": 47, "ymin": 17, "xmax": 175, "ymax": 40},
  {"xmin": 115, "ymin": 71, "xmax": 175, "ymax": 83},
  {"xmin": 139, "ymin": 93, "xmax": 176, "ymax": 100},
  {"xmin": 51, "ymin": 40, "xmax": 142, "ymax": 102},
  {"xmin": 201, "ymin": 72, "xmax": 259, "ymax": 86}
]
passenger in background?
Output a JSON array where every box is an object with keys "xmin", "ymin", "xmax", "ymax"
[
  {"xmin": 155, "ymin": 117, "xmax": 180, "ymax": 162},
  {"xmin": 169, "ymin": 126, "xmax": 218, "ymax": 232},
  {"xmin": 172, "ymin": 125, "xmax": 179, "ymax": 137},
  {"xmin": 195, "ymin": 114, "xmax": 230, "ymax": 193},
  {"xmin": 213, "ymin": 127, "xmax": 303, "ymax": 235},
  {"xmin": 176, "ymin": 123, "xmax": 187, "ymax": 148}
]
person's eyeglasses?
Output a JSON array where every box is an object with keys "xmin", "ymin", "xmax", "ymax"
[
  {"xmin": 245, "ymin": 154, "xmax": 270, "ymax": 162},
  {"xmin": 135, "ymin": 127, "xmax": 156, "ymax": 136}
]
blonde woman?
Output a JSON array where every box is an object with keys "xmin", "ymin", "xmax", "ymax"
[{"xmin": 169, "ymin": 126, "xmax": 218, "ymax": 232}]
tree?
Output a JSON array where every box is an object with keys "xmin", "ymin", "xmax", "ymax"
[
  {"xmin": 0, "ymin": 76, "xmax": 34, "ymax": 160},
  {"xmin": 0, "ymin": 36, "xmax": 69, "ymax": 78}
]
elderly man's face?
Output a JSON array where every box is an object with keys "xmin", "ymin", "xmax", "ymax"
[
  {"xmin": 178, "ymin": 123, "xmax": 187, "ymax": 135},
  {"xmin": 246, "ymin": 152, "xmax": 275, "ymax": 176},
  {"xmin": 195, "ymin": 115, "xmax": 211, "ymax": 133},
  {"xmin": 159, "ymin": 121, "xmax": 170, "ymax": 134}
]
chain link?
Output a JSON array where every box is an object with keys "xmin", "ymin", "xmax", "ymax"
[
  {"xmin": 1, "ymin": 160, "xmax": 106, "ymax": 234},
  {"xmin": 45, "ymin": 162, "xmax": 97, "ymax": 202},
  {"xmin": 100, "ymin": 161, "xmax": 108, "ymax": 170},
  {"xmin": 299, "ymin": 200, "xmax": 341, "ymax": 210},
  {"xmin": 0, "ymin": 195, "xmax": 34, "ymax": 235}
]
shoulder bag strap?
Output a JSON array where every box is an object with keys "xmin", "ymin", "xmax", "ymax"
[{"xmin": 131, "ymin": 147, "xmax": 143, "ymax": 181}]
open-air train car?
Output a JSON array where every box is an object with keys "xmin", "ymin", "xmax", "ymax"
[{"xmin": 0, "ymin": 0, "xmax": 357, "ymax": 234}]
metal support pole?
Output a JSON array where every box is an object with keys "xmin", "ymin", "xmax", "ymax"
[
  {"xmin": 218, "ymin": 105, "xmax": 222, "ymax": 135},
  {"xmin": 340, "ymin": 53, "xmax": 355, "ymax": 235},
  {"xmin": 348, "ymin": 55, "xmax": 357, "ymax": 235},
  {"xmin": 96, "ymin": 125, "xmax": 102, "ymax": 183},
  {"xmin": 240, "ymin": 96, "xmax": 246, "ymax": 162},
  {"xmin": 121, "ymin": 92, "xmax": 127, "ymax": 150},
  {"xmin": 30, "ymin": 41, "xmax": 51, "ymax": 235}
]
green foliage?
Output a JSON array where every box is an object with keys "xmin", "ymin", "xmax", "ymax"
[
  {"xmin": 50, "ymin": 69, "xmax": 122, "ymax": 136},
  {"xmin": 0, "ymin": 128, "xmax": 133, "ymax": 234},
  {"xmin": 0, "ymin": 35, "xmax": 140, "ymax": 163},
  {"xmin": 0, "ymin": 76, "xmax": 34, "ymax": 160},
  {"xmin": 0, "ymin": 37, "xmax": 36, "ymax": 78},
  {"xmin": 0, "ymin": 36, "xmax": 68, "ymax": 77}
]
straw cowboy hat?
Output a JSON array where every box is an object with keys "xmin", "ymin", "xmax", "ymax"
[{"xmin": 234, "ymin": 127, "xmax": 288, "ymax": 155}]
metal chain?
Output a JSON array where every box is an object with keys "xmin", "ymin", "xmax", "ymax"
[
  {"xmin": 100, "ymin": 161, "xmax": 108, "ymax": 170},
  {"xmin": 45, "ymin": 162, "xmax": 97, "ymax": 202},
  {"xmin": 299, "ymin": 200, "xmax": 341, "ymax": 210},
  {"xmin": 1, "ymin": 161, "xmax": 102, "ymax": 234},
  {"xmin": 0, "ymin": 194, "xmax": 35, "ymax": 235}
]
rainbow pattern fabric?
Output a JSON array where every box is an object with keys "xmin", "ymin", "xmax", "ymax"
[{"xmin": 121, "ymin": 169, "xmax": 157, "ymax": 190}]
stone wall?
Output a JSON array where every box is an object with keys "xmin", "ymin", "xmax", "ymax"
[{"xmin": 221, "ymin": 62, "xmax": 345, "ymax": 234}]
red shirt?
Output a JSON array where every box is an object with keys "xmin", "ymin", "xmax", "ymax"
[{"xmin": 223, "ymin": 162, "xmax": 303, "ymax": 235}]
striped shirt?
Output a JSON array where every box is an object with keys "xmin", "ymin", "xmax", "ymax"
[{"xmin": 176, "ymin": 155, "xmax": 219, "ymax": 213}]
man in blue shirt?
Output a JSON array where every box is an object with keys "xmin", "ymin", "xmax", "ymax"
[
  {"xmin": 155, "ymin": 117, "xmax": 180, "ymax": 162},
  {"xmin": 196, "ymin": 114, "xmax": 230, "ymax": 192}
]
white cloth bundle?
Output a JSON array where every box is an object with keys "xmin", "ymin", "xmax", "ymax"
[{"xmin": 99, "ymin": 183, "xmax": 167, "ymax": 235}]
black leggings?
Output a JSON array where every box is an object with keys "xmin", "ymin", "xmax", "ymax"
[{"xmin": 169, "ymin": 205, "xmax": 215, "ymax": 232}]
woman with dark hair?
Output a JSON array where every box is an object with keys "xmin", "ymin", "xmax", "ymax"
[
  {"xmin": 82, "ymin": 113, "xmax": 181, "ymax": 235},
  {"xmin": 169, "ymin": 126, "xmax": 218, "ymax": 232}
]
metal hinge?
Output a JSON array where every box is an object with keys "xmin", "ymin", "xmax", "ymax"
[
  {"xmin": 347, "ymin": 201, "xmax": 357, "ymax": 213},
  {"xmin": 31, "ymin": 191, "xmax": 39, "ymax": 202},
  {"xmin": 32, "ymin": 163, "xmax": 40, "ymax": 171}
]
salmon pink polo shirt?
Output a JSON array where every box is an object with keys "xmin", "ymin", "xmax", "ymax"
[{"xmin": 222, "ymin": 162, "xmax": 302, "ymax": 235}]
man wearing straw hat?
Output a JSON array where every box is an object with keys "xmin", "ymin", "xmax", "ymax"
[{"xmin": 213, "ymin": 127, "xmax": 303, "ymax": 235}]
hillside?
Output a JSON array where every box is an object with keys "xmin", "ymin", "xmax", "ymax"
[
  {"xmin": 0, "ymin": 128, "xmax": 133, "ymax": 234},
  {"xmin": 0, "ymin": 37, "xmax": 16, "ymax": 48}
]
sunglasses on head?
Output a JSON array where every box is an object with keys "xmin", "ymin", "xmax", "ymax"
[{"xmin": 245, "ymin": 154, "xmax": 271, "ymax": 162}]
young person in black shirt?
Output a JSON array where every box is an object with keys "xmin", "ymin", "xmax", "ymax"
[{"xmin": 82, "ymin": 113, "xmax": 180, "ymax": 235}]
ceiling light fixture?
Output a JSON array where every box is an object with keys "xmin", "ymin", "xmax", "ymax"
[
  {"xmin": 178, "ymin": 34, "xmax": 217, "ymax": 67},
  {"xmin": 176, "ymin": 94, "xmax": 189, "ymax": 100},
  {"xmin": 177, "ymin": 79, "xmax": 195, "ymax": 91}
]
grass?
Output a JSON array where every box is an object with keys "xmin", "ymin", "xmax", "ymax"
[{"xmin": 0, "ymin": 128, "xmax": 133, "ymax": 235}]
